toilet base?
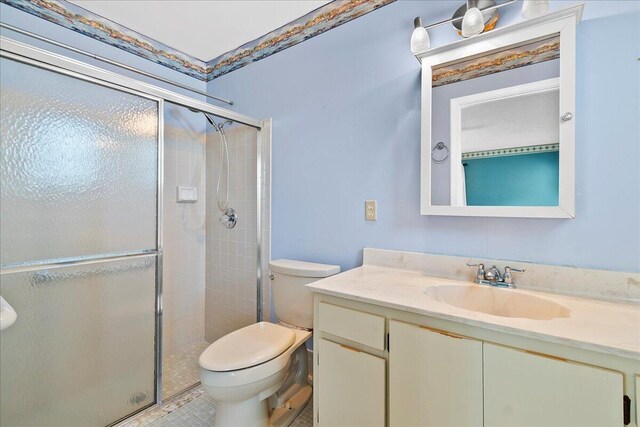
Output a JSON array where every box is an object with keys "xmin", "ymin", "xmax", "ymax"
[
  {"xmin": 212, "ymin": 384, "xmax": 312, "ymax": 427},
  {"xmin": 269, "ymin": 384, "xmax": 312, "ymax": 427},
  {"xmin": 215, "ymin": 397, "xmax": 269, "ymax": 427}
]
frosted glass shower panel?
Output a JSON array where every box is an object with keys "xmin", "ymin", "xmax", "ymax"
[
  {"xmin": 0, "ymin": 256, "xmax": 156, "ymax": 426},
  {"xmin": 0, "ymin": 58, "xmax": 158, "ymax": 266}
]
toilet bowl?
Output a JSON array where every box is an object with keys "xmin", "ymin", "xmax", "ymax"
[
  {"xmin": 200, "ymin": 322, "xmax": 311, "ymax": 427},
  {"xmin": 199, "ymin": 259, "xmax": 339, "ymax": 427}
]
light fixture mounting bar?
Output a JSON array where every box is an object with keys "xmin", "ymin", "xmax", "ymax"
[{"xmin": 421, "ymin": 0, "xmax": 517, "ymax": 30}]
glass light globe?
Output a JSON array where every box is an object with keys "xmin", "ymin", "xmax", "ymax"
[
  {"xmin": 411, "ymin": 27, "xmax": 430, "ymax": 54},
  {"xmin": 410, "ymin": 17, "xmax": 430, "ymax": 54},
  {"xmin": 461, "ymin": 7, "xmax": 485, "ymax": 37},
  {"xmin": 522, "ymin": 0, "xmax": 549, "ymax": 19}
]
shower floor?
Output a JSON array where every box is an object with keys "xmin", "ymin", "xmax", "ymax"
[
  {"xmin": 125, "ymin": 386, "xmax": 313, "ymax": 427},
  {"xmin": 162, "ymin": 341, "xmax": 210, "ymax": 399}
]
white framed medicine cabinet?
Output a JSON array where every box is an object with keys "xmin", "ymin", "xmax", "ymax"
[{"xmin": 418, "ymin": 5, "xmax": 583, "ymax": 218}]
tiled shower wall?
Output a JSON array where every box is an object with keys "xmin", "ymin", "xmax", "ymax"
[
  {"xmin": 205, "ymin": 121, "xmax": 271, "ymax": 342},
  {"xmin": 163, "ymin": 108, "xmax": 207, "ymax": 356}
]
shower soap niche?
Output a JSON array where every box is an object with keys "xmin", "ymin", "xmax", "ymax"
[{"xmin": 177, "ymin": 186, "xmax": 198, "ymax": 203}]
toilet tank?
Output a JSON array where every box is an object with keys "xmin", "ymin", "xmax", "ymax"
[{"xmin": 269, "ymin": 259, "xmax": 340, "ymax": 329}]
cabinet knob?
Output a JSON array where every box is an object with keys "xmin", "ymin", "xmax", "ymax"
[{"xmin": 561, "ymin": 112, "xmax": 573, "ymax": 122}]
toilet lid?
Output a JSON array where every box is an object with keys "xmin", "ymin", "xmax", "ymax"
[{"xmin": 199, "ymin": 322, "xmax": 295, "ymax": 372}]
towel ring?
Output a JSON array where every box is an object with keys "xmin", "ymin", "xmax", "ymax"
[{"xmin": 431, "ymin": 142, "xmax": 449, "ymax": 164}]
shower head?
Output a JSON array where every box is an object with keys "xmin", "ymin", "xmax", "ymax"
[
  {"xmin": 188, "ymin": 108, "xmax": 232, "ymax": 131},
  {"xmin": 218, "ymin": 120, "xmax": 233, "ymax": 130}
]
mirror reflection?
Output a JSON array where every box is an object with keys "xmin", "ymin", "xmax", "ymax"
[{"xmin": 431, "ymin": 36, "xmax": 561, "ymax": 207}]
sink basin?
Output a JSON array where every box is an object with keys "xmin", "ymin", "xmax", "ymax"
[{"xmin": 424, "ymin": 285, "xmax": 570, "ymax": 320}]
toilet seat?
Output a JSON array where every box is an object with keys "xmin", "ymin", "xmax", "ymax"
[
  {"xmin": 199, "ymin": 322, "xmax": 295, "ymax": 372},
  {"xmin": 200, "ymin": 327, "xmax": 311, "ymax": 391}
]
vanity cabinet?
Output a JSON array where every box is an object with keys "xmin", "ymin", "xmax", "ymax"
[
  {"xmin": 388, "ymin": 320, "xmax": 483, "ymax": 426},
  {"xmin": 388, "ymin": 320, "xmax": 623, "ymax": 426},
  {"xmin": 484, "ymin": 343, "xmax": 623, "ymax": 427},
  {"xmin": 317, "ymin": 338, "xmax": 385, "ymax": 427},
  {"xmin": 313, "ymin": 297, "xmax": 635, "ymax": 427}
]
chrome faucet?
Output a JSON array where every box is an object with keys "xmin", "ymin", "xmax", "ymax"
[{"xmin": 466, "ymin": 263, "xmax": 525, "ymax": 288}]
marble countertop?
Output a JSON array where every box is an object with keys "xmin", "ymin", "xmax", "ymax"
[{"xmin": 307, "ymin": 265, "xmax": 640, "ymax": 359}]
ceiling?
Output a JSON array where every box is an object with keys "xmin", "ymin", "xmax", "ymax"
[{"xmin": 69, "ymin": 0, "xmax": 330, "ymax": 61}]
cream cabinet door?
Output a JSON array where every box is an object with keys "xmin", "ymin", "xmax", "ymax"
[
  {"xmin": 388, "ymin": 320, "xmax": 483, "ymax": 427},
  {"xmin": 484, "ymin": 343, "xmax": 624, "ymax": 427},
  {"xmin": 317, "ymin": 339, "xmax": 385, "ymax": 427}
]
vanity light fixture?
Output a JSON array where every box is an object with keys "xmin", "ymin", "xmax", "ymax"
[
  {"xmin": 461, "ymin": 0, "xmax": 486, "ymax": 37},
  {"xmin": 411, "ymin": 0, "xmax": 517, "ymax": 52},
  {"xmin": 522, "ymin": 0, "xmax": 549, "ymax": 19},
  {"xmin": 410, "ymin": 17, "xmax": 431, "ymax": 54}
]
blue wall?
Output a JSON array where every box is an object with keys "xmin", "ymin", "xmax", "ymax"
[
  {"xmin": 208, "ymin": 1, "xmax": 640, "ymax": 273},
  {"xmin": 464, "ymin": 152, "xmax": 559, "ymax": 206},
  {"xmin": 6, "ymin": 1, "xmax": 634, "ymax": 273}
]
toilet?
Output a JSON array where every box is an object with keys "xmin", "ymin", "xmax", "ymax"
[{"xmin": 199, "ymin": 259, "xmax": 340, "ymax": 427}]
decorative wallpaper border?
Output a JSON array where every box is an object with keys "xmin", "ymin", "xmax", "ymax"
[
  {"xmin": 1, "ymin": 0, "xmax": 209, "ymax": 80},
  {"xmin": 433, "ymin": 35, "xmax": 560, "ymax": 87},
  {"xmin": 462, "ymin": 143, "xmax": 559, "ymax": 160},
  {"xmin": 1, "ymin": 0, "xmax": 395, "ymax": 82},
  {"xmin": 205, "ymin": 0, "xmax": 394, "ymax": 80}
]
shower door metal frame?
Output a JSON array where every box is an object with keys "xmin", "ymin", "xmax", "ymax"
[
  {"xmin": 0, "ymin": 35, "xmax": 267, "ymax": 422},
  {"xmin": 0, "ymin": 37, "xmax": 262, "ymax": 129},
  {"xmin": 0, "ymin": 45, "xmax": 166, "ymax": 423}
]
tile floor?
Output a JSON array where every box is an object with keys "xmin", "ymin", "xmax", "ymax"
[
  {"xmin": 125, "ymin": 339, "xmax": 313, "ymax": 427},
  {"xmin": 162, "ymin": 341, "xmax": 210, "ymax": 399},
  {"xmin": 147, "ymin": 393, "xmax": 313, "ymax": 427},
  {"xmin": 125, "ymin": 385, "xmax": 313, "ymax": 427}
]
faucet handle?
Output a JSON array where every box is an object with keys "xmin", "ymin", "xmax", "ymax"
[
  {"xmin": 503, "ymin": 266, "xmax": 525, "ymax": 286},
  {"xmin": 466, "ymin": 263, "xmax": 486, "ymax": 282}
]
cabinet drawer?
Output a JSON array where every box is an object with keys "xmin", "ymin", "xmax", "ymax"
[{"xmin": 318, "ymin": 303, "xmax": 385, "ymax": 350}]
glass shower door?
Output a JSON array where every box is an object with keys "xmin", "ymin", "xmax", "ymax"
[{"xmin": 0, "ymin": 57, "xmax": 159, "ymax": 426}]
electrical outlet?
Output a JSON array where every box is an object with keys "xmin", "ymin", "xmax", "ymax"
[{"xmin": 365, "ymin": 200, "xmax": 377, "ymax": 221}]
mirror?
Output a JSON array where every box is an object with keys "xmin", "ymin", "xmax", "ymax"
[
  {"xmin": 420, "ymin": 11, "xmax": 578, "ymax": 218},
  {"xmin": 432, "ymin": 37, "xmax": 560, "ymax": 207}
]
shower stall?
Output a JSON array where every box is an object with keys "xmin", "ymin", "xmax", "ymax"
[{"xmin": 0, "ymin": 35, "xmax": 269, "ymax": 426}]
